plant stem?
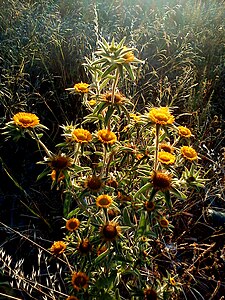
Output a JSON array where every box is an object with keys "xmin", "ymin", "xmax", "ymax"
[
  {"xmin": 154, "ymin": 124, "xmax": 160, "ymax": 171},
  {"xmin": 108, "ymin": 68, "xmax": 120, "ymax": 130},
  {"xmin": 73, "ymin": 143, "xmax": 81, "ymax": 164},
  {"xmin": 30, "ymin": 130, "xmax": 52, "ymax": 158}
]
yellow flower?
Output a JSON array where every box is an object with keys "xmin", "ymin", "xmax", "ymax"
[
  {"xmin": 51, "ymin": 170, "xmax": 65, "ymax": 182},
  {"xmin": 106, "ymin": 178, "xmax": 118, "ymax": 189},
  {"xmin": 108, "ymin": 208, "xmax": 119, "ymax": 220},
  {"xmin": 158, "ymin": 151, "xmax": 176, "ymax": 165},
  {"xmin": 97, "ymin": 245, "xmax": 107, "ymax": 256},
  {"xmin": 122, "ymin": 47, "xmax": 135, "ymax": 63},
  {"xmin": 144, "ymin": 201, "xmax": 155, "ymax": 212},
  {"xmin": 13, "ymin": 112, "xmax": 40, "ymax": 128},
  {"xmin": 72, "ymin": 128, "xmax": 92, "ymax": 143},
  {"xmin": 130, "ymin": 113, "xmax": 141, "ymax": 122},
  {"xmin": 136, "ymin": 153, "xmax": 144, "ymax": 160},
  {"xmin": 159, "ymin": 217, "xmax": 169, "ymax": 228},
  {"xmin": 100, "ymin": 221, "xmax": 121, "ymax": 241},
  {"xmin": 97, "ymin": 129, "xmax": 117, "ymax": 144},
  {"xmin": 159, "ymin": 143, "xmax": 174, "ymax": 153},
  {"xmin": 96, "ymin": 194, "xmax": 113, "ymax": 208},
  {"xmin": 50, "ymin": 241, "xmax": 66, "ymax": 255},
  {"xmin": 48, "ymin": 154, "xmax": 72, "ymax": 171},
  {"xmin": 88, "ymin": 99, "xmax": 96, "ymax": 106},
  {"xmin": 65, "ymin": 218, "xmax": 80, "ymax": 232},
  {"xmin": 102, "ymin": 92, "xmax": 126, "ymax": 104},
  {"xmin": 180, "ymin": 146, "xmax": 197, "ymax": 161},
  {"xmin": 77, "ymin": 238, "xmax": 92, "ymax": 255},
  {"xmin": 74, "ymin": 82, "xmax": 89, "ymax": 93},
  {"xmin": 71, "ymin": 272, "xmax": 89, "ymax": 291},
  {"xmin": 117, "ymin": 191, "xmax": 132, "ymax": 202},
  {"xmin": 149, "ymin": 107, "xmax": 174, "ymax": 125},
  {"xmin": 66, "ymin": 296, "xmax": 79, "ymax": 300},
  {"xmin": 85, "ymin": 175, "xmax": 103, "ymax": 192},
  {"xmin": 144, "ymin": 287, "xmax": 158, "ymax": 300},
  {"xmin": 178, "ymin": 126, "xmax": 192, "ymax": 138},
  {"xmin": 170, "ymin": 277, "xmax": 176, "ymax": 286},
  {"xmin": 152, "ymin": 171, "xmax": 172, "ymax": 191}
]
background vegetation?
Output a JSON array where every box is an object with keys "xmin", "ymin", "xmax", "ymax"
[{"xmin": 0, "ymin": 0, "xmax": 224, "ymax": 299}]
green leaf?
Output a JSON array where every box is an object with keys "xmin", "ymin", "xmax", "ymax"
[
  {"xmin": 94, "ymin": 249, "xmax": 109, "ymax": 265},
  {"xmin": 93, "ymin": 101, "xmax": 109, "ymax": 115},
  {"xmin": 66, "ymin": 208, "xmax": 80, "ymax": 219},
  {"xmin": 171, "ymin": 187, "xmax": 187, "ymax": 200},
  {"xmin": 123, "ymin": 207, "xmax": 133, "ymax": 227},
  {"xmin": 63, "ymin": 192, "xmax": 72, "ymax": 217},
  {"xmin": 100, "ymin": 77, "xmax": 111, "ymax": 91},
  {"xmin": 137, "ymin": 211, "xmax": 147, "ymax": 237},
  {"xmin": 117, "ymin": 63, "xmax": 124, "ymax": 80},
  {"xmin": 101, "ymin": 64, "xmax": 117, "ymax": 79},
  {"xmin": 134, "ymin": 182, "xmax": 151, "ymax": 198},
  {"xmin": 104, "ymin": 106, "xmax": 115, "ymax": 127},
  {"xmin": 149, "ymin": 188, "xmax": 158, "ymax": 201},
  {"xmin": 123, "ymin": 63, "xmax": 135, "ymax": 80},
  {"xmin": 36, "ymin": 168, "xmax": 49, "ymax": 181},
  {"xmin": 164, "ymin": 190, "xmax": 172, "ymax": 210}
]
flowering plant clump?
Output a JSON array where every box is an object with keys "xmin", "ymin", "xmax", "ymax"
[{"xmin": 2, "ymin": 38, "xmax": 207, "ymax": 299}]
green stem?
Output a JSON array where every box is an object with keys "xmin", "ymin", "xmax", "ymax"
[
  {"xmin": 108, "ymin": 68, "xmax": 120, "ymax": 130},
  {"xmin": 100, "ymin": 144, "xmax": 108, "ymax": 176},
  {"xmin": 73, "ymin": 143, "xmax": 81, "ymax": 164},
  {"xmin": 154, "ymin": 124, "xmax": 160, "ymax": 171},
  {"xmin": 30, "ymin": 129, "xmax": 52, "ymax": 158}
]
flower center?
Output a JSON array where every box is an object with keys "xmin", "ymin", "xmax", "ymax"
[
  {"xmin": 155, "ymin": 113, "xmax": 168, "ymax": 121},
  {"xmin": 102, "ymin": 224, "xmax": 117, "ymax": 239},
  {"xmin": 99, "ymin": 198, "xmax": 110, "ymax": 205},
  {"xmin": 74, "ymin": 276, "xmax": 86, "ymax": 287}
]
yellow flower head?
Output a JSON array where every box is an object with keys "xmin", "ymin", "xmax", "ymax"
[
  {"xmin": 159, "ymin": 217, "xmax": 169, "ymax": 228},
  {"xmin": 122, "ymin": 47, "xmax": 135, "ymax": 63},
  {"xmin": 74, "ymin": 82, "xmax": 89, "ymax": 93},
  {"xmin": 66, "ymin": 296, "xmax": 79, "ymax": 300},
  {"xmin": 178, "ymin": 126, "xmax": 192, "ymax": 138},
  {"xmin": 50, "ymin": 241, "xmax": 66, "ymax": 255},
  {"xmin": 152, "ymin": 171, "xmax": 172, "ymax": 192},
  {"xmin": 106, "ymin": 178, "xmax": 118, "ymax": 189},
  {"xmin": 100, "ymin": 221, "xmax": 121, "ymax": 241},
  {"xmin": 48, "ymin": 154, "xmax": 72, "ymax": 171},
  {"xmin": 96, "ymin": 194, "xmax": 113, "ymax": 208},
  {"xmin": 72, "ymin": 128, "xmax": 92, "ymax": 143},
  {"xmin": 108, "ymin": 208, "xmax": 119, "ymax": 220},
  {"xmin": 51, "ymin": 170, "xmax": 65, "ymax": 182},
  {"xmin": 97, "ymin": 129, "xmax": 117, "ymax": 144},
  {"xmin": 149, "ymin": 107, "xmax": 174, "ymax": 125},
  {"xmin": 77, "ymin": 238, "xmax": 92, "ymax": 255},
  {"xmin": 144, "ymin": 201, "xmax": 155, "ymax": 212},
  {"xmin": 85, "ymin": 175, "xmax": 103, "ymax": 192},
  {"xmin": 170, "ymin": 277, "xmax": 176, "ymax": 286},
  {"xmin": 158, "ymin": 151, "xmax": 176, "ymax": 165},
  {"xmin": 97, "ymin": 245, "xmax": 107, "ymax": 256},
  {"xmin": 13, "ymin": 112, "xmax": 40, "ymax": 128},
  {"xmin": 144, "ymin": 287, "xmax": 158, "ymax": 300},
  {"xmin": 71, "ymin": 272, "xmax": 89, "ymax": 291},
  {"xmin": 130, "ymin": 113, "xmax": 141, "ymax": 122},
  {"xmin": 117, "ymin": 191, "xmax": 132, "ymax": 202},
  {"xmin": 103, "ymin": 92, "xmax": 125, "ymax": 104},
  {"xmin": 180, "ymin": 146, "xmax": 197, "ymax": 161},
  {"xmin": 159, "ymin": 143, "xmax": 174, "ymax": 153},
  {"xmin": 88, "ymin": 99, "xmax": 96, "ymax": 106},
  {"xmin": 65, "ymin": 218, "xmax": 80, "ymax": 232}
]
